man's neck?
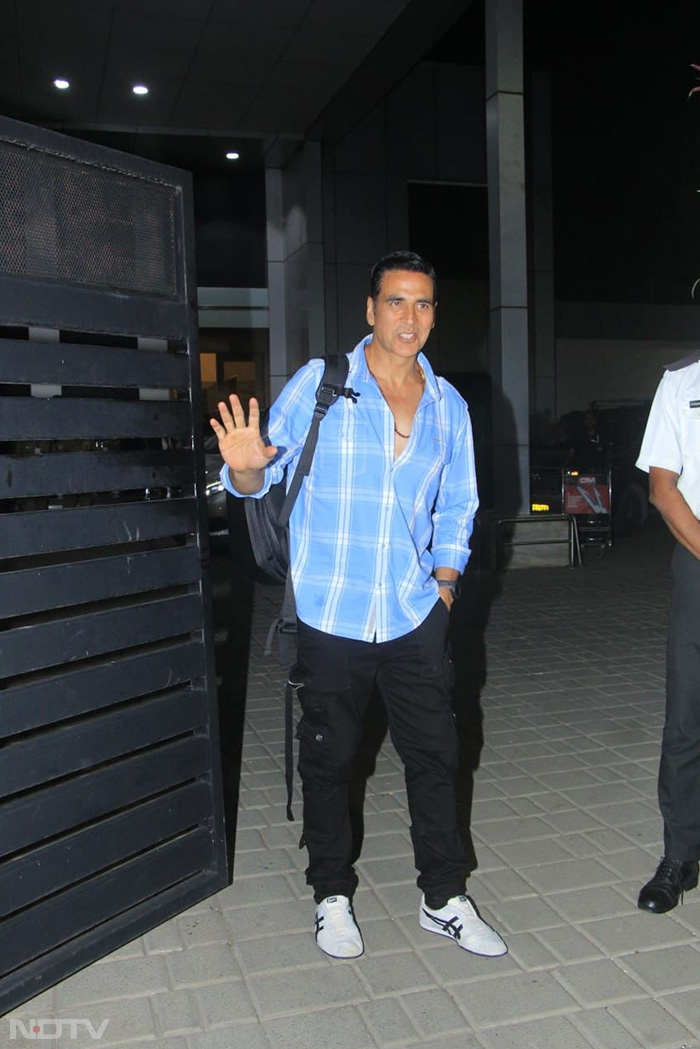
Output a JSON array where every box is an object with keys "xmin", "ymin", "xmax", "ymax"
[{"xmin": 365, "ymin": 339, "xmax": 422, "ymax": 389}]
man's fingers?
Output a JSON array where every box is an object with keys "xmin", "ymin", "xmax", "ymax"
[
  {"xmin": 247, "ymin": 397, "xmax": 260, "ymax": 432},
  {"xmin": 228, "ymin": 394, "xmax": 246, "ymax": 429},
  {"xmin": 263, "ymin": 444, "xmax": 278, "ymax": 460},
  {"xmin": 210, "ymin": 418, "xmax": 224, "ymax": 439},
  {"xmin": 216, "ymin": 400, "xmax": 234, "ymax": 432}
]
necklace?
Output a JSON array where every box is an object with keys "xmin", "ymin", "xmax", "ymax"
[{"xmin": 392, "ymin": 364, "xmax": 425, "ymax": 440}]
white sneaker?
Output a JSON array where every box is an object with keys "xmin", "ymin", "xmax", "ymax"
[
  {"xmin": 419, "ymin": 894, "xmax": 507, "ymax": 957},
  {"xmin": 314, "ymin": 895, "xmax": 364, "ymax": 959}
]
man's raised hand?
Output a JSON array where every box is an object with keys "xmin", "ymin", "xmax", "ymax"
[{"xmin": 210, "ymin": 395, "xmax": 277, "ymax": 490}]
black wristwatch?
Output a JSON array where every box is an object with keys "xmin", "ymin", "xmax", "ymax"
[{"xmin": 436, "ymin": 578, "xmax": 460, "ymax": 599}]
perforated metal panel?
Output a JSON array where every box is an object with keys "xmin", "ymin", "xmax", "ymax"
[
  {"xmin": 0, "ymin": 141, "xmax": 178, "ymax": 296},
  {"xmin": 0, "ymin": 115, "xmax": 227, "ymax": 1014}
]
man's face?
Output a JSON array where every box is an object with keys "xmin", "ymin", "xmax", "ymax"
[{"xmin": 366, "ymin": 269, "xmax": 436, "ymax": 360}]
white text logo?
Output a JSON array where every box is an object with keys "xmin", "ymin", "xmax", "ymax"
[{"xmin": 9, "ymin": 1019, "xmax": 110, "ymax": 1041}]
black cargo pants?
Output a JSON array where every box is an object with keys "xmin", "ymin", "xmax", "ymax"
[{"xmin": 291, "ymin": 599, "xmax": 469, "ymax": 908}]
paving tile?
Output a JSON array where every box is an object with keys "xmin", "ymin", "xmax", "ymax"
[
  {"xmin": 481, "ymin": 869, "xmax": 537, "ymax": 900},
  {"xmin": 546, "ymin": 884, "xmax": 634, "ymax": 923},
  {"xmin": 264, "ymin": 1005, "xmax": 375, "ymax": 1049},
  {"xmin": 55, "ymin": 997, "xmax": 156, "ymax": 1047},
  {"xmin": 569, "ymin": 1007, "xmax": 646, "ymax": 1049},
  {"xmin": 486, "ymin": 896, "xmax": 567, "ymax": 934},
  {"xmin": 619, "ymin": 944, "xmax": 700, "ymax": 994},
  {"xmin": 534, "ymin": 925, "xmax": 603, "ymax": 964},
  {"xmin": 358, "ymin": 951, "xmax": 435, "ymax": 996},
  {"xmin": 167, "ymin": 945, "xmax": 241, "ymax": 988},
  {"xmin": 452, "ymin": 970, "xmax": 578, "ymax": 1028},
  {"xmin": 224, "ymin": 898, "xmax": 311, "ymax": 940},
  {"xmin": 236, "ymin": 931, "xmax": 327, "ymax": 974},
  {"xmin": 218, "ymin": 875, "xmax": 297, "ymax": 909},
  {"xmin": 55, "ymin": 956, "xmax": 169, "ymax": 1007},
  {"xmin": 471, "ymin": 816, "xmax": 556, "ymax": 845},
  {"xmin": 177, "ymin": 910, "xmax": 232, "ymax": 948},
  {"xmin": 553, "ymin": 958, "xmax": 646, "ymax": 1006},
  {"xmin": 359, "ymin": 916, "xmax": 414, "ymax": 955},
  {"xmin": 502, "ymin": 931, "xmax": 558, "ymax": 970},
  {"xmin": 519, "ymin": 858, "xmax": 617, "ymax": 895},
  {"xmin": 477, "ymin": 1015, "xmax": 593, "ymax": 1049},
  {"xmin": 151, "ymin": 990, "xmax": 201, "ymax": 1036},
  {"xmin": 399, "ymin": 988, "xmax": 469, "ymax": 1036},
  {"xmin": 358, "ymin": 999, "xmax": 420, "ymax": 1044},
  {"xmin": 196, "ymin": 982, "xmax": 258, "ymax": 1026},
  {"xmin": 187, "ymin": 1025, "xmax": 272, "ymax": 1049},
  {"xmin": 489, "ymin": 838, "xmax": 574, "ymax": 868},
  {"xmin": 611, "ymin": 998, "xmax": 697, "ymax": 1048},
  {"xmin": 144, "ymin": 922, "xmax": 183, "ymax": 954},
  {"xmin": 247, "ymin": 967, "xmax": 367, "ymax": 1019},
  {"xmin": 662, "ymin": 989, "xmax": 700, "ymax": 1038},
  {"xmin": 579, "ymin": 913, "xmax": 696, "ymax": 955}
]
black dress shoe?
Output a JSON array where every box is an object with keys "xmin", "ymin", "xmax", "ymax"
[{"xmin": 637, "ymin": 856, "xmax": 699, "ymax": 914}]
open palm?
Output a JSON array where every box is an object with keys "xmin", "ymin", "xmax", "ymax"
[{"xmin": 210, "ymin": 395, "xmax": 277, "ymax": 475}]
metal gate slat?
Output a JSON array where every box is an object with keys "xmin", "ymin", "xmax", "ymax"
[
  {"xmin": 0, "ymin": 641, "xmax": 205, "ymax": 737},
  {"xmin": 0, "ymin": 781, "xmax": 212, "ymax": 919},
  {"xmin": 0, "ymin": 736, "xmax": 211, "ymax": 858},
  {"xmin": 0, "ymin": 338, "xmax": 190, "ymax": 388},
  {"xmin": 0, "ymin": 828, "xmax": 213, "ymax": 979},
  {"xmin": 1, "ymin": 397, "xmax": 192, "ymax": 441},
  {"xmin": 0, "ymin": 688, "xmax": 209, "ymax": 797},
  {"xmin": 0, "ymin": 451, "xmax": 195, "ymax": 499},
  {"xmin": 0, "ymin": 498, "xmax": 199, "ymax": 559},
  {"xmin": 0, "ymin": 592, "xmax": 202, "ymax": 679},
  {"xmin": 0, "ymin": 546, "xmax": 201, "ymax": 619}
]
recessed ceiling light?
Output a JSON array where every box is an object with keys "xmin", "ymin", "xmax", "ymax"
[
  {"xmin": 225, "ymin": 151, "xmax": 240, "ymax": 160},
  {"xmin": 53, "ymin": 78, "xmax": 70, "ymax": 90},
  {"xmin": 132, "ymin": 84, "xmax": 149, "ymax": 96}
]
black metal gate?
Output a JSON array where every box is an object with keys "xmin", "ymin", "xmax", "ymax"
[{"xmin": 0, "ymin": 115, "xmax": 227, "ymax": 1012}]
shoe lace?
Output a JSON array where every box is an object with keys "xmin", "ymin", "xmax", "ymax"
[
  {"xmin": 654, "ymin": 857, "xmax": 684, "ymax": 887},
  {"xmin": 327, "ymin": 900, "xmax": 350, "ymax": 933}
]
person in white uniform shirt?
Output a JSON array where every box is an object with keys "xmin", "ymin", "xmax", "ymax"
[{"xmin": 635, "ymin": 350, "xmax": 700, "ymax": 913}]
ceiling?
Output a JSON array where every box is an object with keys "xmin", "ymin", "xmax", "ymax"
[{"xmin": 0, "ymin": 0, "xmax": 472, "ymax": 165}]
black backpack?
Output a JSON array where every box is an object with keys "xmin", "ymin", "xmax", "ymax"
[{"xmin": 244, "ymin": 353, "xmax": 353, "ymax": 659}]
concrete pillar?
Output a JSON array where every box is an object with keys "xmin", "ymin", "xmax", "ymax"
[
  {"xmin": 529, "ymin": 72, "xmax": 556, "ymax": 429},
  {"xmin": 486, "ymin": 0, "xmax": 529, "ymax": 515},
  {"xmin": 265, "ymin": 143, "xmax": 326, "ymax": 402}
]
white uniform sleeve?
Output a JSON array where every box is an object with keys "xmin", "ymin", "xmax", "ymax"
[{"xmin": 636, "ymin": 371, "xmax": 682, "ymax": 476}]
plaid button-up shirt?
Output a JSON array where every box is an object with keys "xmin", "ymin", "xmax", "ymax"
[{"xmin": 224, "ymin": 336, "xmax": 478, "ymax": 642}]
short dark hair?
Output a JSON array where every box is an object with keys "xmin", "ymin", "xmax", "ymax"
[{"xmin": 369, "ymin": 250, "xmax": 437, "ymax": 302}]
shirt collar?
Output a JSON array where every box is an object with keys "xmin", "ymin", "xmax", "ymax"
[{"xmin": 348, "ymin": 335, "xmax": 441, "ymax": 405}]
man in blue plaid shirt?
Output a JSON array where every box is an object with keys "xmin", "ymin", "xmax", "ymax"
[{"xmin": 213, "ymin": 251, "xmax": 506, "ymax": 961}]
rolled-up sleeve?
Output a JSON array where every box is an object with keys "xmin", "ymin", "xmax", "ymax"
[
  {"xmin": 221, "ymin": 360, "xmax": 322, "ymax": 498},
  {"xmin": 431, "ymin": 408, "xmax": 479, "ymax": 572}
]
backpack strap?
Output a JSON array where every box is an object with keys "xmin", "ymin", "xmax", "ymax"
[{"xmin": 277, "ymin": 353, "xmax": 351, "ymax": 529}]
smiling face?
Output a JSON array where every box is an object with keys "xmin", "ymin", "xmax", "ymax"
[{"xmin": 366, "ymin": 269, "xmax": 436, "ymax": 361}]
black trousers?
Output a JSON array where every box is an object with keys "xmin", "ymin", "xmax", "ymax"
[
  {"xmin": 659, "ymin": 543, "xmax": 700, "ymax": 860},
  {"xmin": 293, "ymin": 600, "xmax": 469, "ymax": 908}
]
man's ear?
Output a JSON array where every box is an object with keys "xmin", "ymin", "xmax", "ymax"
[
  {"xmin": 366, "ymin": 296, "xmax": 375, "ymax": 327},
  {"xmin": 431, "ymin": 300, "xmax": 438, "ymax": 329}
]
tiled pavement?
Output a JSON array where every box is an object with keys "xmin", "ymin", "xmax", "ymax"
[{"xmin": 6, "ymin": 518, "xmax": 700, "ymax": 1049}]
